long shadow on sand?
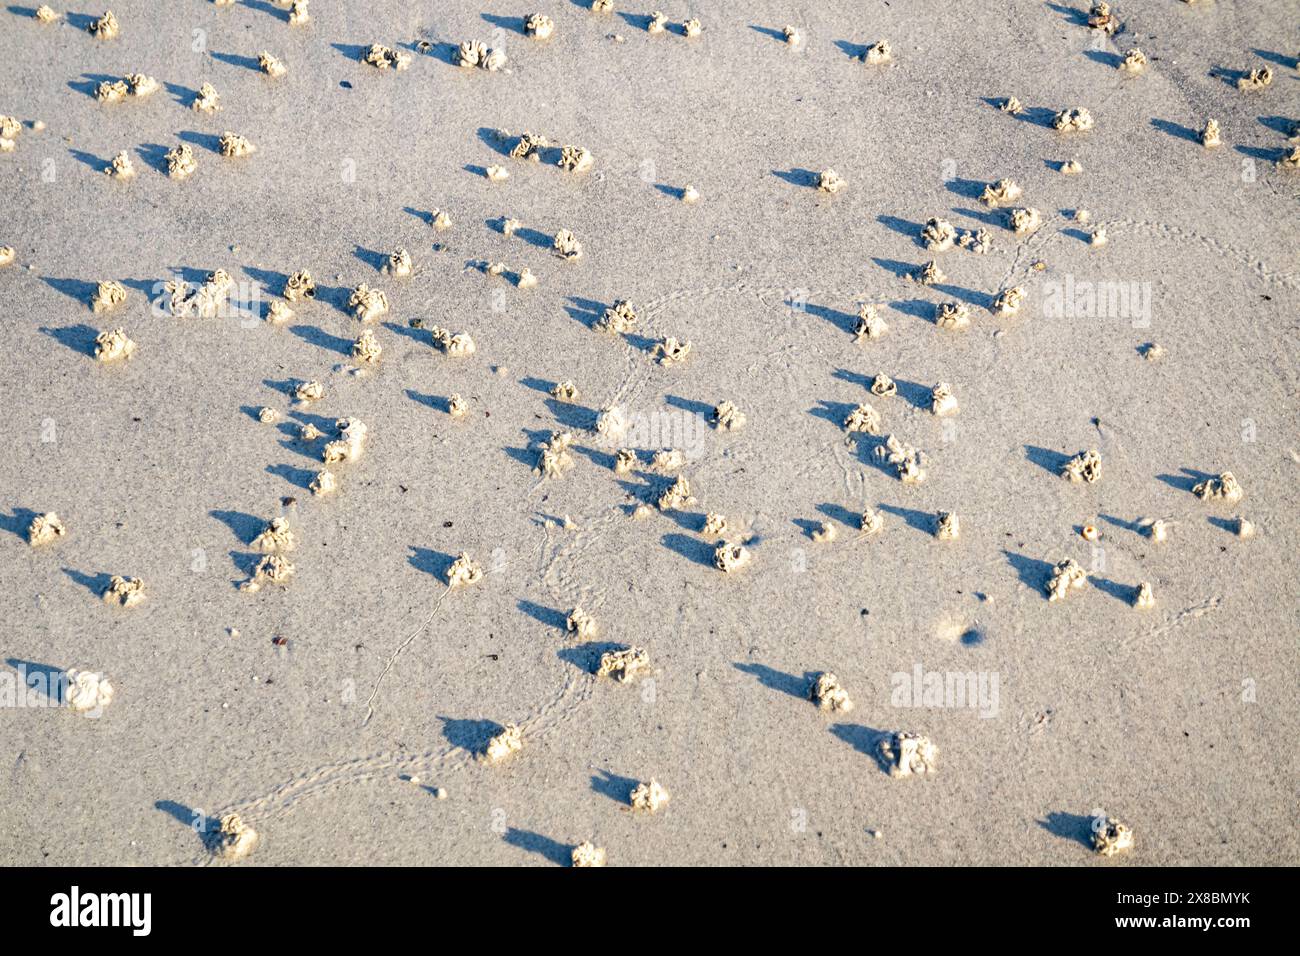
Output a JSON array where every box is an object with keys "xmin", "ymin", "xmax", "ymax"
[
  {"xmin": 733, "ymin": 662, "xmax": 807, "ymax": 699},
  {"xmin": 876, "ymin": 214, "xmax": 925, "ymax": 244},
  {"xmin": 438, "ymin": 716, "xmax": 501, "ymax": 754},
  {"xmin": 209, "ymin": 509, "xmax": 263, "ymax": 545},
  {"xmin": 290, "ymin": 324, "xmax": 353, "ymax": 357},
  {"xmin": 816, "ymin": 502, "xmax": 861, "ymax": 530},
  {"xmin": 1038, "ymin": 811, "xmax": 1095, "ymax": 849},
  {"xmin": 799, "ymin": 302, "xmax": 858, "ymax": 335},
  {"xmin": 517, "ymin": 599, "xmax": 568, "ymax": 632},
  {"xmin": 591, "ymin": 769, "xmax": 639, "ymax": 805},
  {"xmin": 0, "ymin": 507, "xmax": 40, "ymax": 541},
  {"xmin": 154, "ymin": 799, "xmax": 203, "ymax": 832},
  {"xmin": 481, "ymin": 12, "xmax": 527, "ymax": 34},
  {"xmin": 1090, "ymin": 575, "xmax": 1137, "ymax": 605},
  {"xmin": 829, "ymin": 723, "xmax": 893, "ymax": 774},
  {"xmin": 772, "ymin": 167, "xmax": 820, "ymax": 189},
  {"xmin": 1003, "ymin": 550, "xmax": 1055, "ymax": 596},
  {"xmin": 1024, "ymin": 444, "xmax": 1071, "ymax": 477},
  {"xmin": 38, "ymin": 323, "xmax": 99, "ymax": 357},
  {"xmin": 661, "ymin": 532, "xmax": 715, "ymax": 568},
  {"xmin": 266, "ymin": 463, "xmax": 315, "ymax": 491},
  {"xmin": 1155, "ymin": 467, "xmax": 1216, "ymax": 494},
  {"xmin": 62, "ymin": 568, "xmax": 113, "ymax": 599},
  {"xmin": 210, "ymin": 51, "xmax": 262, "ymax": 73},
  {"xmin": 1150, "ymin": 118, "xmax": 1201, "ymax": 144},
  {"xmin": 870, "ymin": 256, "xmax": 918, "ymax": 279},
  {"xmin": 242, "ymin": 0, "xmax": 290, "ymax": 22},
  {"xmin": 409, "ymin": 546, "xmax": 457, "ymax": 581},
  {"xmin": 557, "ymin": 641, "xmax": 625, "ymax": 676},
  {"xmin": 4, "ymin": 658, "xmax": 65, "ymax": 704},
  {"xmin": 503, "ymin": 828, "xmax": 571, "ymax": 865},
  {"xmin": 563, "ymin": 296, "xmax": 605, "ymax": 330},
  {"xmin": 877, "ymin": 503, "xmax": 935, "ymax": 535}
]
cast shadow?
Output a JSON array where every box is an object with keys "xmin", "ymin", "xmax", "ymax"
[
  {"xmin": 1044, "ymin": 2, "xmax": 1089, "ymax": 27},
  {"xmin": 1002, "ymin": 550, "xmax": 1054, "ymax": 595},
  {"xmin": 438, "ymin": 715, "xmax": 501, "ymax": 754},
  {"xmin": 829, "ymin": 723, "xmax": 893, "ymax": 774},
  {"xmin": 62, "ymin": 567, "xmax": 112, "ymax": 598},
  {"xmin": 563, "ymin": 295, "xmax": 604, "ymax": 330},
  {"xmin": 290, "ymin": 324, "xmax": 353, "ymax": 356},
  {"xmin": 1154, "ymin": 467, "xmax": 1215, "ymax": 494},
  {"xmin": 591, "ymin": 769, "xmax": 639, "ymax": 805},
  {"xmin": 1024, "ymin": 444, "xmax": 1070, "ymax": 476},
  {"xmin": 664, "ymin": 394, "xmax": 714, "ymax": 418},
  {"xmin": 39, "ymin": 323, "xmax": 100, "ymax": 357},
  {"xmin": 876, "ymin": 214, "xmax": 924, "ymax": 243},
  {"xmin": 66, "ymin": 72, "xmax": 118, "ymax": 100},
  {"xmin": 154, "ymin": 799, "xmax": 204, "ymax": 833},
  {"xmin": 1090, "ymin": 575, "xmax": 1137, "ymax": 605},
  {"xmin": 1250, "ymin": 49, "xmax": 1298, "ymax": 70},
  {"xmin": 931, "ymin": 282, "xmax": 994, "ymax": 309},
  {"xmin": 877, "ymin": 503, "xmax": 935, "ymax": 535},
  {"xmin": 241, "ymin": 0, "xmax": 290, "ymax": 23},
  {"xmin": 771, "ymin": 167, "xmax": 818, "ymax": 188},
  {"xmin": 1083, "ymin": 50, "xmax": 1123, "ymax": 69},
  {"xmin": 180, "ymin": 128, "xmax": 236, "ymax": 153},
  {"xmin": 481, "ymin": 12, "xmax": 526, "ymax": 34},
  {"xmin": 4, "ymin": 658, "xmax": 64, "ymax": 705},
  {"xmin": 545, "ymin": 398, "xmax": 597, "ymax": 430},
  {"xmin": 1209, "ymin": 66, "xmax": 1250, "ymax": 90},
  {"xmin": 816, "ymin": 502, "xmax": 861, "ymax": 529},
  {"xmin": 1257, "ymin": 114, "xmax": 1299, "ymax": 136},
  {"xmin": 556, "ymin": 641, "xmax": 625, "ymax": 676},
  {"xmin": 476, "ymin": 126, "xmax": 516, "ymax": 159},
  {"xmin": 733, "ymin": 661, "xmax": 808, "ymax": 700},
  {"xmin": 889, "ymin": 298, "xmax": 935, "ymax": 321},
  {"xmin": 39, "ymin": 276, "xmax": 98, "ymax": 307},
  {"xmin": 382, "ymin": 320, "xmax": 428, "ymax": 346},
  {"xmin": 68, "ymin": 148, "xmax": 109, "ymax": 173},
  {"xmin": 808, "ymin": 399, "xmax": 858, "ymax": 428},
  {"xmin": 161, "ymin": 82, "xmax": 198, "ymax": 109},
  {"xmin": 1206, "ymin": 516, "xmax": 1241, "ymax": 536},
  {"xmin": 799, "ymin": 302, "xmax": 857, "ymax": 335},
  {"xmin": 1234, "ymin": 143, "xmax": 1288, "ymax": 162},
  {"xmin": 1099, "ymin": 513, "xmax": 1143, "ymax": 535},
  {"xmin": 0, "ymin": 507, "xmax": 39, "ymax": 541},
  {"xmin": 503, "ymin": 828, "xmax": 571, "ymax": 866},
  {"xmin": 951, "ymin": 205, "xmax": 1004, "ymax": 229},
  {"xmin": 832, "ymin": 39, "xmax": 867, "ymax": 60},
  {"xmin": 329, "ymin": 42, "xmax": 370, "ymax": 63},
  {"xmin": 266, "ymin": 463, "xmax": 315, "ymax": 491},
  {"xmin": 944, "ymin": 177, "xmax": 986, "ymax": 200},
  {"xmin": 1150, "ymin": 118, "xmax": 1201, "ymax": 144},
  {"xmin": 209, "ymin": 509, "xmax": 263, "ymax": 544},
  {"xmin": 353, "ymin": 245, "xmax": 388, "ymax": 272},
  {"xmin": 653, "ymin": 183, "xmax": 692, "ymax": 201},
  {"xmin": 517, "ymin": 599, "xmax": 568, "ymax": 631},
  {"xmin": 661, "ymin": 532, "xmax": 715, "ymax": 568},
  {"xmin": 209, "ymin": 51, "xmax": 261, "ymax": 72},
  {"xmin": 869, "ymin": 257, "xmax": 918, "ymax": 279},
  {"xmin": 408, "ymin": 546, "xmax": 456, "ymax": 581},
  {"xmin": 1038, "ymin": 810, "xmax": 1095, "ymax": 849}
]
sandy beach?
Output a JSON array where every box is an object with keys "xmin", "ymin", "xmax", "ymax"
[{"xmin": 1, "ymin": 0, "xmax": 1297, "ymax": 866}]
